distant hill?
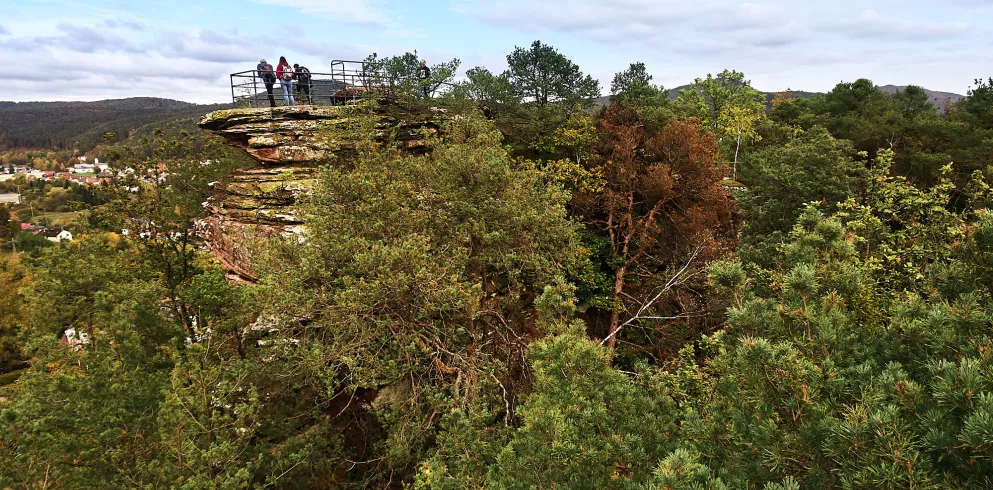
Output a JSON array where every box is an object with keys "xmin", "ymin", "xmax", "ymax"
[
  {"xmin": 0, "ymin": 97, "xmax": 231, "ymax": 152},
  {"xmin": 877, "ymin": 85, "xmax": 965, "ymax": 113}
]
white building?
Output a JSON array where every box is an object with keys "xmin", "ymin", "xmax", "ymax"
[
  {"xmin": 40, "ymin": 229, "xmax": 73, "ymax": 242},
  {"xmin": 0, "ymin": 193, "xmax": 21, "ymax": 204}
]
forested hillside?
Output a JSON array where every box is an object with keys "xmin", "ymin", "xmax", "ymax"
[
  {"xmin": 1, "ymin": 43, "xmax": 993, "ymax": 489},
  {"xmin": 594, "ymin": 79, "xmax": 957, "ymax": 111},
  {"xmin": 0, "ymin": 98, "xmax": 231, "ymax": 151}
]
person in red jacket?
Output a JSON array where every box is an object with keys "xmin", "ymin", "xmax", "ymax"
[{"xmin": 275, "ymin": 56, "xmax": 295, "ymax": 106}]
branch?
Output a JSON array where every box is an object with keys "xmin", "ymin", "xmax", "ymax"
[{"xmin": 600, "ymin": 247, "xmax": 702, "ymax": 347}]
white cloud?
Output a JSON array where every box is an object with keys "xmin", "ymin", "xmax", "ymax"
[
  {"xmin": 0, "ymin": 20, "xmax": 371, "ymax": 102},
  {"xmin": 821, "ymin": 9, "xmax": 971, "ymax": 41},
  {"xmin": 468, "ymin": 0, "xmax": 972, "ymax": 47},
  {"xmin": 468, "ymin": 0, "xmax": 816, "ymax": 52}
]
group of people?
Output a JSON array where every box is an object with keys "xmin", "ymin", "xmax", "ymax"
[
  {"xmin": 256, "ymin": 56, "xmax": 312, "ymax": 107},
  {"xmin": 254, "ymin": 58, "xmax": 435, "ymax": 107}
]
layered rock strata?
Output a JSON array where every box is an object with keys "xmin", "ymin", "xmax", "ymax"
[{"xmin": 198, "ymin": 104, "xmax": 443, "ymax": 280}]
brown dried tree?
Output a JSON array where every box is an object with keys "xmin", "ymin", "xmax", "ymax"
[{"xmin": 579, "ymin": 104, "xmax": 736, "ymax": 350}]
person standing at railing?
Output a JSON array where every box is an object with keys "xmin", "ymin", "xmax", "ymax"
[
  {"xmin": 294, "ymin": 64, "xmax": 313, "ymax": 105},
  {"xmin": 257, "ymin": 59, "xmax": 277, "ymax": 108},
  {"xmin": 276, "ymin": 56, "xmax": 295, "ymax": 106},
  {"xmin": 417, "ymin": 60, "xmax": 431, "ymax": 98}
]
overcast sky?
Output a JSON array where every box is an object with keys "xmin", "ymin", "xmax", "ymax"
[{"xmin": 2, "ymin": 0, "xmax": 991, "ymax": 103}]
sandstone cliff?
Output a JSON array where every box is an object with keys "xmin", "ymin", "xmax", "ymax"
[{"xmin": 198, "ymin": 104, "xmax": 444, "ymax": 280}]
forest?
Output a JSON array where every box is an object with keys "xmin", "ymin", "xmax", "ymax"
[
  {"xmin": 0, "ymin": 98, "xmax": 231, "ymax": 152},
  {"xmin": 1, "ymin": 40, "xmax": 993, "ymax": 488}
]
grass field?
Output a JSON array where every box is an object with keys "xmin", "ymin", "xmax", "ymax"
[{"xmin": 27, "ymin": 210, "xmax": 88, "ymax": 227}]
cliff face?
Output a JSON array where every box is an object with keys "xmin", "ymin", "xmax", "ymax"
[{"xmin": 198, "ymin": 105, "xmax": 443, "ymax": 280}]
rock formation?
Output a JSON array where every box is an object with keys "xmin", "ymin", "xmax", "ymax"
[{"xmin": 198, "ymin": 104, "xmax": 444, "ymax": 280}]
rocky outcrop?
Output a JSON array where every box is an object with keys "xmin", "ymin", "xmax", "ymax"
[{"xmin": 198, "ymin": 104, "xmax": 444, "ymax": 280}]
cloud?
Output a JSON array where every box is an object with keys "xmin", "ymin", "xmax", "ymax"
[
  {"xmin": 468, "ymin": 0, "xmax": 811, "ymax": 50},
  {"xmin": 821, "ymin": 9, "xmax": 971, "ymax": 41},
  {"xmin": 0, "ymin": 25, "xmax": 7, "ymax": 36},
  {"xmin": 39, "ymin": 22, "xmax": 141, "ymax": 53},
  {"xmin": 0, "ymin": 43, "xmax": 239, "ymax": 102},
  {"xmin": 157, "ymin": 30, "xmax": 263, "ymax": 64},
  {"xmin": 102, "ymin": 17, "xmax": 145, "ymax": 31},
  {"xmin": 0, "ymin": 17, "xmax": 372, "ymax": 103},
  {"xmin": 248, "ymin": 0, "xmax": 390, "ymax": 29},
  {"xmin": 467, "ymin": 1, "xmax": 972, "ymax": 48},
  {"xmin": 476, "ymin": 0, "xmax": 699, "ymax": 35}
]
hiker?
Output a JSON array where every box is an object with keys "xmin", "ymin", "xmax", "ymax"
[
  {"xmin": 257, "ymin": 58, "xmax": 276, "ymax": 108},
  {"xmin": 417, "ymin": 60, "xmax": 431, "ymax": 98},
  {"xmin": 276, "ymin": 56, "xmax": 295, "ymax": 106},
  {"xmin": 481, "ymin": 104, "xmax": 493, "ymax": 120},
  {"xmin": 294, "ymin": 63, "xmax": 313, "ymax": 104}
]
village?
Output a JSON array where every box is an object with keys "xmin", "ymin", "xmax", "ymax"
[
  {"xmin": 0, "ymin": 155, "xmax": 177, "ymax": 251},
  {"xmin": 0, "ymin": 156, "xmax": 114, "ymax": 187}
]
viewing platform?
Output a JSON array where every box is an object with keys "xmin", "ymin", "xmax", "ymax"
[{"xmin": 229, "ymin": 59, "xmax": 450, "ymax": 107}]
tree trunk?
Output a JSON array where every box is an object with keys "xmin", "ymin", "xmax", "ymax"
[
  {"xmin": 733, "ymin": 128, "xmax": 742, "ymax": 180},
  {"xmin": 607, "ymin": 265, "xmax": 627, "ymax": 349}
]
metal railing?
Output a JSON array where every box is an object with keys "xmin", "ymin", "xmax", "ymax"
[{"xmin": 230, "ymin": 59, "xmax": 452, "ymax": 107}]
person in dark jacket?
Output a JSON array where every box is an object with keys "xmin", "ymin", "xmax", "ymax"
[
  {"xmin": 275, "ymin": 56, "xmax": 295, "ymax": 106},
  {"xmin": 417, "ymin": 60, "xmax": 431, "ymax": 98},
  {"xmin": 293, "ymin": 63, "xmax": 313, "ymax": 104},
  {"xmin": 257, "ymin": 58, "xmax": 276, "ymax": 108}
]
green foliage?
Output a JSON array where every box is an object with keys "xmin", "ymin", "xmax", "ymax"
[
  {"xmin": 609, "ymin": 63, "xmax": 674, "ymax": 127},
  {"xmin": 769, "ymin": 78, "xmax": 993, "ymax": 187},
  {"xmin": 958, "ymin": 77, "xmax": 993, "ymax": 129},
  {"xmin": 736, "ymin": 126, "xmax": 866, "ymax": 266},
  {"xmin": 252, "ymin": 112, "xmax": 581, "ymax": 485},
  {"xmin": 610, "ymin": 63, "xmax": 668, "ymax": 109},
  {"xmin": 491, "ymin": 333, "xmax": 676, "ymax": 488},
  {"xmin": 0, "ymin": 252, "xmax": 28, "ymax": 374},
  {"xmin": 648, "ymin": 449, "xmax": 731, "ymax": 490},
  {"xmin": 0, "ymin": 234, "xmax": 179, "ymax": 488},
  {"xmin": 457, "ymin": 66, "xmax": 517, "ymax": 108},
  {"xmin": 568, "ymin": 228, "xmax": 620, "ymax": 312},
  {"xmin": 363, "ymin": 51, "xmax": 460, "ymax": 102},
  {"xmin": 678, "ymin": 70, "xmax": 764, "ymax": 127},
  {"xmin": 6, "ymin": 62, "xmax": 993, "ymax": 489},
  {"xmin": 504, "ymin": 40, "xmax": 600, "ymax": 107},
  {"xmin": 530, "ymin": 105, "xmax": 598, "ymax": 165},
  {"xmin": 675, "ymin": 70, "xmax": 766, "ymax": 165},
  {"xmin": 10, "ymin": 230, "xmax": 52, "ymax": 255}
]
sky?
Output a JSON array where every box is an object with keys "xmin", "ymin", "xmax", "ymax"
[{"xmin": 1, "ymin": 0, "xmax": 991, "ymax": 103}]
